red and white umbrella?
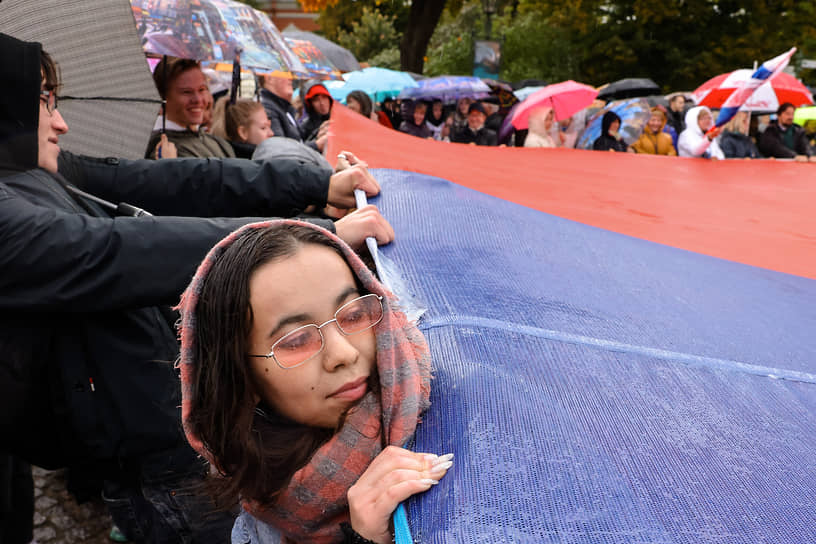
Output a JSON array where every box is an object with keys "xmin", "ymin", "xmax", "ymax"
[
  {"xmin": 693, "ymin": 69, "xmax": 813, "ymax": 112},
  {"xmin": 510, "ymin": 80, "xmax": 598, "ymax": 129}
]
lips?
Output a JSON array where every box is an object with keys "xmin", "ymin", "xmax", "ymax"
[{"xmin": 328, "ymin": 375, "xmax": 369, "ymax": 402}]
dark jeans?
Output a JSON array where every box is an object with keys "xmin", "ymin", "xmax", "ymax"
[
  {"xmin": 101, "ymin": 444, "xmax": 236, "ymax": 544},
  {"xmin": 0, "ymin": 454, "xmax": 34, "ymax": 544}
]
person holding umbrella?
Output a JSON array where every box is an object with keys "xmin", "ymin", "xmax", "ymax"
[{"xmin": 0, "ymin": 32, "xmax": 394, "ymax": 544}]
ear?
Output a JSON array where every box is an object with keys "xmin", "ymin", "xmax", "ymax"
[{"xmin": 237, "ymin": 124, "xmax": 249, "ymax": 142}]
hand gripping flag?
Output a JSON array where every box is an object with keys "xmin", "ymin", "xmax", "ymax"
[{"xmin": 694, "ymin": 47, "xmax": 797, "ymax": 156}]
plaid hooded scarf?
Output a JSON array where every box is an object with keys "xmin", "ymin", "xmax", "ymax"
[{"xmin": 177, "ymin": 220, "xmax": 432, "ymax": 543}]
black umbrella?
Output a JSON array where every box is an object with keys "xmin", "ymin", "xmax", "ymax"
[
  {"xmin": 597, "ymin": 78, "xmax": 661, "ymax": 101},
  {"xmin": 511, "ymin": 78, "xmax": 549, "ymax": 90},
  {"xmin": 0, "ymin": 0, "xmax": 161, "ymax": 159},
  {"xmin": 282, "ymin": 28, "xmax": 361, "ymax": 73}
]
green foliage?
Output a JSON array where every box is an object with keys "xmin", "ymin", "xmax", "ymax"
[
  {"xmin": 336, "ymin": 7, "xmax": 402, "ymax": 66},
  {"xmin": 424, "ymin": 2, "xmax": 484, "ymax": 76},
  {"xmin": 366, "ymin": 47, "xmax": 402, "ymax": 70},
  {"xmin": 316, "ymin": 1, "xmax": 410, "ymax": 43},
  {"xmin": 423, "ymin": 0, "xmax": 816, "ymax": 91}
]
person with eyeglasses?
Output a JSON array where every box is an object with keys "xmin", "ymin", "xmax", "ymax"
[
  {"xmin": 0, "ymin": 32, "xmax": 394, "ymax": 544},
  {"xmin": 177, "ymin": 221, "xmax": 448, "ymax": 544}
]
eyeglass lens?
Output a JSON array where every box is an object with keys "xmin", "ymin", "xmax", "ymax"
[
  {"xmin": 40, "ymin": 91, "xmax": 57, "ymax": 113},
  {"xmin": 273, "ymin": 294, "xmax": 383, "ymax": 368}
]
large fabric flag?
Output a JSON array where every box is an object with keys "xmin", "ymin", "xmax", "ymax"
[{"xmin": 322, "ymin": 105, "xmax": 816, "ymax": 543}]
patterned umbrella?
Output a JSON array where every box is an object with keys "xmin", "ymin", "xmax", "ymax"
[
  {"xmin": 575, "ymin": 98, "xmax": 652, "ymax": 149},
  {"xmin": 397, "ymin": 76, "xmax": 491, "ymax": 102},
  {"xmin": 284, "ymin": 37, "xmax": 342, "ymax": 81},
  {"xmin": 130, "ymin": 0, "xmax": 306, "ymax": 76}
]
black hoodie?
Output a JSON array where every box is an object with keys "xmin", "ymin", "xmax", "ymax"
[
  {"xmin": 0, "ymin": 33, "xmax": 40, "ymax": 171},
  {"xmin": 0, "ymin": 32, "xmax": 334, "ymax": 471},
  {"xmin": 592, "ymin": 110, "xmax": 628, "ymax": 152}
]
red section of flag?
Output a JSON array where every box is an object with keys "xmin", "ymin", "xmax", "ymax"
[{"xmin": 328, "ymin": 103, "xmax": 816, "ymax": 280}]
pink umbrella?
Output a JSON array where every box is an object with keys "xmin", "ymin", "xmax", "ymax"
[{"xmin": 511, "ymin": 80, "xmax": 598, "ymax": 129}]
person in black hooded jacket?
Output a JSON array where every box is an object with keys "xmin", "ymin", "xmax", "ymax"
[
  {"xmin": 0, "ymin": 32, "xmax": 394, "ymax": 544},
  {"xmin": 592, "ymin": 111, "xmax": 630, "ymax": 152}
]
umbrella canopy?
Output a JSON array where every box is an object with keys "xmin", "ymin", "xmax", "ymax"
[
  {"xmin": 284, "ymin": 37, "xmax": 342, "ymax": 80},
  {"xmin": 514, "ymin": 85, "xmax": 547, "ymax": 101},
  {"xmin": 597, "ymin": 78, "xmax": 661, "ymax": 101},
  {"xmin": 332, "ymin": 67, "xmax": 417, "ymax": 103},
  {"xmin": 511, "ymin": 80, "xmax": 598, "ymax": 130},
  {"xmin": 575, "ymin": 97, "xmax": 652, "ymax": 149},
  {"xmin": 794, "ymin": 106, "xmax": 816, "ymax": 126},
  {"xmin": 692, "ymin": 69, "xmax": 814, "ymax": 112},
  {"xmin": 282, "ymin": 28, "xmax": 361, "ymax": 73},
  {"xmin": 0, "ymin": 0, "xmax": 161, "ymax": 159},
  {"xmin": 397, "ymin": 76, "xmax": 491, "ymax": 102},
  {"xmin": 130, "ymin": 0, "xmax": 306, "ymax": 76}
]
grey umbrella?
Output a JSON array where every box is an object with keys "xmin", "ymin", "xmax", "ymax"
[
  {"xmin": 282, "ymin": 27, "xmax": 361, "ymax": 73},
  {"xmin": 597, "ymin": 78, "xmax": 661, "ymax": 102},
  {"xmin": 0, "ymin": 0, "xmax": 161, "ymax": 159}
]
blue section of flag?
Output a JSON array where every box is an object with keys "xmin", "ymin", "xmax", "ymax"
[{"xmin": 370, "ymin": 168, "xmax": 816, "ymax": 543}]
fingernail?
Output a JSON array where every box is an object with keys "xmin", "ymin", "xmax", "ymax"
[
  {"xmin": 423, "ymin": 453, "xmax": 439, "ymax": 462},
  {"xmin": 429, "ymin": 460, "xmax": 453, "ymax": 473},
  {"xmin": 420, "ymin": 478, "xmax": 439, "ymax": 486},
  {"xmin": 433, "ymin": 453, "xmax": 454, "ymax": 464}
]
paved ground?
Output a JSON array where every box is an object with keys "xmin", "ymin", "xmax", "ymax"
[{"xmin": 32, "ymin": 467, "xmax": 115, "ymax": 544}]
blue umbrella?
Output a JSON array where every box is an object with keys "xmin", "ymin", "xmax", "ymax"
[
  {"xmin": 331, "ymin": 67, "xmax": 418, "ymax": 103},
  {"xmin": 397, "ymin": 75, "xmax": 491, "ymax": 102},
  {"xmin": 575, "ymin": 97, "xmax": 651, "ymax": 149}
]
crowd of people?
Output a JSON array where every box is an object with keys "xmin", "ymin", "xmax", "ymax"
[
  {"xmin": 2, "ymin": 32, "xmax": 815, "ymax": 544},
  {"xmin": 140, "ymin": 55, "xmax": 815, "ymax": 165}
]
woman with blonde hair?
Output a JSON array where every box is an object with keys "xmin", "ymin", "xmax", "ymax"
[
  {"xmin": 719, "ymin": 110, "xmax": 759, "ymax": 159},
  {"xmin": 211, "ymin": 97, "xmax": 274, "ymax": 158}
]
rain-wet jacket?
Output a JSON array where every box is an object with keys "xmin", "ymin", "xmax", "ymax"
[
  {"xmin": 0, "ymin": 33, "xmax": 334, "ymax": 472},
  {"xmin": 632, "ymin": 108, "xmax": 677, "ymax": 155},
  {"xmin": 720, "ymin": 131, "xmax": 759, "ymax": 159},
  {"xmin": 677, "ymin": 106, "xmax": 724, "ymax": 159}
]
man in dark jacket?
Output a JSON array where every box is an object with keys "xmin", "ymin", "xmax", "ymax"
[
  {"xmin": 258, "ymin": 74, "xmax": 303, "ymax": 142},
  {"xmin": 665, "ymin": 94, "xmax": 687, "ymax": 136},
  {"xmin": 0, "ymin": 33, "xmax": 393, "ymax": 543},
  {"xmin": 450, "ymin": 102, "xmax": 498, "ymax": 146},
  {"xmin": 758, "ymin": 102, "xmax": 816, "ymax": 162},
  {"xmin": 299, "ymin": 80, "xmax": 333, "ymax": 151}
]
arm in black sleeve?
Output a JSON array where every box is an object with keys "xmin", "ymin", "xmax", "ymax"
[
  {"xmin": 0, "ymin": 184, "xmax": 331, "ymax": 312},
  {"xmin": 758, "ymin": 128, "xmax": 796, "ymax": 158},
  {"xmin": 59, "ymin": 151, "xmax": 333, "ymax": 218}
]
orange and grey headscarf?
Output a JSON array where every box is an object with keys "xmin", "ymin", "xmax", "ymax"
[{"xmin": 177, "ymin": 219, "xmax": 432, "ymax": 543}]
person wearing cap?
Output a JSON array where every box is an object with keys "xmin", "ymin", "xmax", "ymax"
[
  {"xmin": 299, "ymin": 80, "xmax": 333, "ymax": 152},
  {"xmin": 450, "ymin": 101, "xmax": 498, "ymax": 146}
]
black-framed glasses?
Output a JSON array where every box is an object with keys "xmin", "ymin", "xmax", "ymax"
[
  {"xmin": 40, "ymin": 90, "xmax": 58, "ymax": 115},
  {"xmin": 248, "ymin": 294, "xmax": 384, "ymax": 369}
]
